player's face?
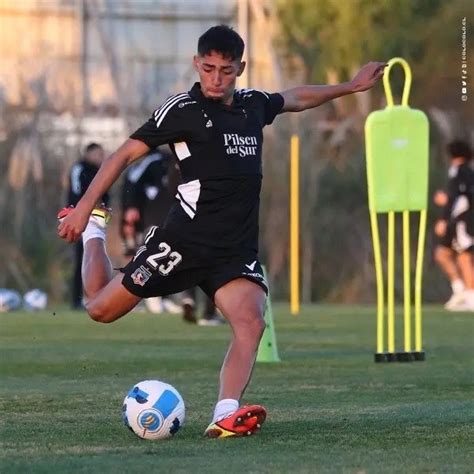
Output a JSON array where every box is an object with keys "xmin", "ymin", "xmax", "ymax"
[
  {"xmin": 86, "ymin": 147, "xmax": 105, "ymax": 166},
  {"xmin": 193, "ymin": 51, "xmax": 245, "ymax": 105}
]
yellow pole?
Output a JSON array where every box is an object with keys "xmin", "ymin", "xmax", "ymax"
[
  {"xmin": 387, "ymin": 211, "xmax": 395, "ymax": 354},
  {"xmin": 415, "ymin": 210, "xmax": 427, "ymax": 352},
  {"xmin": 403, "ymin": 210, "xmax": 412, "ymax": 352},
  {"xmin": 290, "ymin": 135, "xmax": 300, "ymax": 315},
  {"xmin": 370, "ymin": 211, "xmax": 385, "ymax": 354}
]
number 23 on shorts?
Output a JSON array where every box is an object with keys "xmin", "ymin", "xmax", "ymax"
[{"xmin": 146, "ymin": 242, "xmax": 183, "ymax": 276}]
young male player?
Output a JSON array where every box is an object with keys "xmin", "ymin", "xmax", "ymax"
[
  {"xmin": 58, "ymin": 25, "xmax": 385, "ymax": 438},
  {"xmin": 434, "ymin": 140, "xmax": 474, "ymax": 311}
]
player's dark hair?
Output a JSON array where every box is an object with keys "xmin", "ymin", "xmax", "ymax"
[
  {"xmin": 198, "ymin": 25, "xmax": 244, "ymax": 61},
  {"xmin": 85, "ymin": 142, "xmax": 102, "ymax": 154},
  {"xmin": 447, "ymin": 140, "xmax": 472, "ymax": 160}
]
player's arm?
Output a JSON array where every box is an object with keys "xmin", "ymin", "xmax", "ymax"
[
  {"xmin": 58, "ymin": 139, "xmax": 149, "ymax": 242},
  {"xmin": 280, "ymin": 62, "xmax": 386, "ymax": 112}
]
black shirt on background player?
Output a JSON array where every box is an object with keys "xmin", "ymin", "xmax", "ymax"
[
  {"xmin": 438, "ymin": 160, "xmax": 474, "ymax": 252},
  {"xmin": 120, "ymin": 151, "xmax": 175, "ymax": 255},
  {"xmin": 441, "ymin": 161, "xmax": 474, "ymax": 227},
  {"xmin": 68, "ymin": 160, "xmax": 110, "ymax": 208},
  {"xmin": 122, "ymin": 83, "xmax": 284, "ymax": 298}
]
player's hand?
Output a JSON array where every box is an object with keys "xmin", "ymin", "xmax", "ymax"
[
  {"xmin": 433, "ymin": 190, "xmax": 448, "ymax": 207},
  {"xmin": 57, "ymin": 207, "xmax": 89, "ymax": 243},
  {"xmin": 350, "ymin": 62, "xmax": 387, "ymax": 93},
  {"xmin": 434, "ymin": 219, "xmax": 447, "ymax": 237}
]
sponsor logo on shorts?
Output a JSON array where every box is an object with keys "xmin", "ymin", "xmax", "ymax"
[
  {"xmin": 242, "ymin": 271, "xmax": 266, "ymax": 283},
  {"xmin": 245, "ymin": 260, "xmax": 257, "ymax": 271},
  {"xmin": 131, "ymin": 265, "xmax": 152, "ymax": 286}
]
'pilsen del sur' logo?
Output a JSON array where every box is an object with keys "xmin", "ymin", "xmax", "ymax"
[{"xmin": 223, "ymin": 133, "xmax": 258, "ymax": 158}]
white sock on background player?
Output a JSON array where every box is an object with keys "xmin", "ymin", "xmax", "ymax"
[{"xmin": 451, "ymin": 279, "xmax": 465, "ymax": 294}]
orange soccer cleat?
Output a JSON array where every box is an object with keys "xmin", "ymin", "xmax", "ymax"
[{"xmin": 204, "ymin": 404, "xmax": 267, "ymax": 439}]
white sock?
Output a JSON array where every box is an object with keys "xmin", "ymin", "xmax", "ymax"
[
  {"xmin": 451, "ymin": 279, "xmax": 465, "ymax": 294},
  {"xmin": 464, "ymin": 289, "xmax": 474, "ymax": 304},
  {"xmin": 82, "ymin": 222, "xmax": 106, "ymax": 245},
  {"xmin": 212, "ymin": 398, "xmax": 239, "ymax": 423}
]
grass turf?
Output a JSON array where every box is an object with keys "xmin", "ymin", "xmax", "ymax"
[{"xmin": 0, "ymin": 303, "xmax": 473, "ymax": 473}]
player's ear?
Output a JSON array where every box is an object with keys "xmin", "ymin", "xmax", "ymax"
[
  {"xmin": 237, "ymin": 61, "xmax": 246, "ymax": 77},
  {"xmin": 193, "ymin": 55, "xmax": 200, "ymax": 72}
]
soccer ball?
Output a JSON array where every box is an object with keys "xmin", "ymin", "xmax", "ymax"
[
  {"xmin": 122, "ymin": 380, "xmax": 185, "ymax": 440},
  {"xmin": 23, "ymin": 289, "xmax": 47, "ymax": 310}
]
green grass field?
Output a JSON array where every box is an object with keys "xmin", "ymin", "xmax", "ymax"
[{"xmin": 1, "ymin": 304, "xmax": 473, "ymax": 473}]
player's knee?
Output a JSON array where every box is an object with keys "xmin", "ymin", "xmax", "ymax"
[
  {"xmin": 86, "ymin": 301, "xmax": 112, "ymax": 324},
  {"xmin": 254, "ymin": 315, "xmax": 266, "ymax": 339},
  {"xmin": 236, "ymin": 310, "xmax": 265, "ymax": 338},
  {"xmin": 434, "ymin": 246, "xmax": 449, "ymax": 263}
]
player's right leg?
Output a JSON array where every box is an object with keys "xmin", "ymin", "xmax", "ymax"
[
  {"xmin": 203, "ymin": 277, "xmax": 267, "ymax": 438},
  {"xmin": 433, "ymin": 244, "xmax": 465, "ymax": 309},
  {"xmin": 59, "ymin": 206, "xmax": 141, "ymax": 322},
  {"xmin": 448, "ymin": 220, "xmax": 474, "ymax": 311}
]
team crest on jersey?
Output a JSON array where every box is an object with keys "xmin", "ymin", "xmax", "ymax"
[{"xmin": 131, "ymin": 265, "xmax": 152, "ymax": 286}]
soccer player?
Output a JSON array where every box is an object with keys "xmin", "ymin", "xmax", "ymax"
[
  {"xmin": 58, "ymin": 25, "xmax": 385, "ymax": 437},
  {"xmin": 434, "ymin": 140, "xmax": 474, "ymax": 311},
  {"xmin": 66, "ymin": 143, "xmax": 109, "ymax": 309}
]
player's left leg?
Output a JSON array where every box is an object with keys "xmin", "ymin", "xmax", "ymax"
[
  {"xmin": 456, "ymin": 250, "xmax": 474, "ymax": 311},
  {"xmin": 59, "ymin": 206, "xmax": 142, "ymax": 322},
  {"xmin": 204, "ymin": 278, "xmax": 267, "ymax": 438},
  {"xmin": 434, "ymin": 244, "xmax": 465, "ymax": 309},
  {"xmin": 452, "ymin": 221, "xmax": 474, "ymax": 311}
]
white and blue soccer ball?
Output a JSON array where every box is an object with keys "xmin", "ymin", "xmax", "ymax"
[
  {"xmin": 23, "ymin": 289, "xmax": 48, "ymax": 311},
  {"xmin": 0, "ymin": 289, "xmax": 21, "ymax": 312},
  {"xmin": 122, "ymin": 380, "xmax": 185, "ymax": 440}
]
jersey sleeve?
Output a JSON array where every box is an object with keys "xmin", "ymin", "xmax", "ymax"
[
  {"xmin": 130, "ymin": 94, "xmax": 190, "ymax": 148},
  {"xmin": 242, "ymin": 90, "xmax": 284, "ymax": 126},
  {"xmin": 262, "ymin": 92, "xmax": 284, "ymax": 125}
]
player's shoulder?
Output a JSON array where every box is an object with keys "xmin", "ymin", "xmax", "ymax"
[
  {"xmin": 154, "ymin": 92, "xmax": 199, "ymax": 115},
  {"xmin": 152, "ymin": 92, "xmax": 200, "ymax": 126},
  {"xmin": 70, "ymin": 161, "xmax": 85, "ymax": 174},
  {"xmin": 235, "ymin": 88, "xmax": 272, "ymax": 103}
]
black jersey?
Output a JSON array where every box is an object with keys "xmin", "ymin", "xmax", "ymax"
[
  {"xmin": 121, "ymin": 151, "xmax": 175, "ymax": 230},
  {"xmin": 67, "ymin": 160, "xmax": 109, "ymax": 207},
  {"xmin": 130, "ymin": 83, "xmax": 284, "ymax": 258},
  {"xmin": 442, "ymin": 162, "xmax": 474, "ymax": 223}
]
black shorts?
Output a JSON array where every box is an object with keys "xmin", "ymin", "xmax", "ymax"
[
  {"xmin": 438, "ymin": 218, "xmax": 474, "ymax": 253},
  {"xmin": 120, "ymin": 226, "xmax": 268, "ymax": 299}
]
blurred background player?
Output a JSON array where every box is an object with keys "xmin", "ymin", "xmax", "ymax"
[
  {"xmin": 433, "ymin": 140, "xmax": 474, "ymax": 311},
  {"xmin": 66, "ymin": 143, "xmax": 109, "ymax": 309},
  {"xmin": 120, "ymin": 148, "xmax": 225, "ymax": 325}
]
